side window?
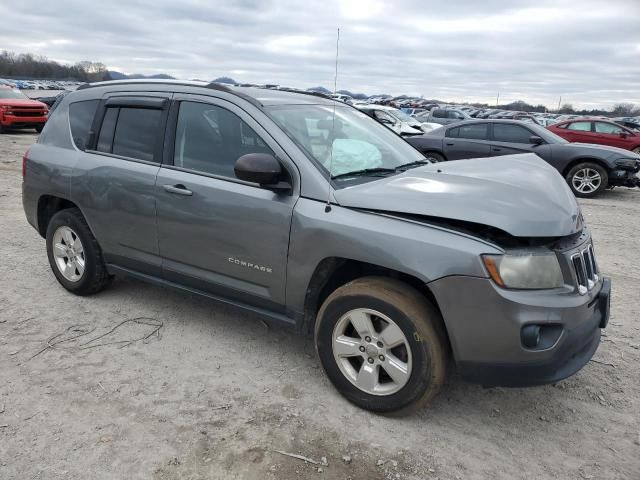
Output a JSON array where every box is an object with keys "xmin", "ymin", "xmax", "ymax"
[
  {"xmin": 112, "ymin": 108, "xmax": 162, "ymax": 161},
  {"xmin": 69, "ymin": 100, "xmax": 99, "ymax": 150},
  {"xmin": 97, "ymin": 108, "xmax": 117, "ymax": 153},
  {"xmin": 174, "ymin": 101, "xmax": 274, "ymax": 179},
  {"xmin": 594, "ymin": 122, "xmax": 623, "ymax": 134},
  {"xmin": 566, "ymin": 121, "xmax": 592, "ymax": 132},
  {"xmin": 492, "ymin": 124, "xmax": 533, "ymax": 143},
  {"xmin": 446, "ymin": 127, "xmax": 460, "ymax": 138},
  {"xmin": 432, "ymin": 109, "xmax": 446, "ymax": 118},
  {"xmin": 457, "ymin": 123, "xmax": 488, "ymax": 140},
  {"xmin": 447, "ymin": 111, "xmax": 463, "ymax": 119},
  {"xmin": 95, "ymin": 106, "xmax": 162, "ymax": 162}
]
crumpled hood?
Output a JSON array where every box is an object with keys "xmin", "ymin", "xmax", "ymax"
[
  {"xmin": 0, "ymin": 98, "xmax": 47, "ymax": 108},
  {"xmin": 334, "ymin": 153, "xmax": 581, "ymax": 238}
]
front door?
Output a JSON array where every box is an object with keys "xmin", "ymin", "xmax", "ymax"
[{"xmin": 155, "ymin": 95, "xmax": 298, "ymax": 311}]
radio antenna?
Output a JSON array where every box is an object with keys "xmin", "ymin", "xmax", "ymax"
[{"xmin": 325, "ymin": 27, "xmax": 340, "ymax": 213}]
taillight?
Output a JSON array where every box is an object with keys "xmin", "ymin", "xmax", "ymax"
[{"xmin": 22, "ymin": 148, "xmax": 30, "ymax": 181}]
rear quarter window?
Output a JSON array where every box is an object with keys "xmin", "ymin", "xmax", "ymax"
[{"xmin": 69, "ymin": 100, "xmax": 99, "ymax": 150}]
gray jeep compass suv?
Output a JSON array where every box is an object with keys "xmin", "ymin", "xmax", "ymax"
[{"xmin": 22, "ymin": 80, "xmax": 611, "ymax": 413}]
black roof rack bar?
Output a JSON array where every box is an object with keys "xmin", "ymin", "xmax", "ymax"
[
  {"xmin": 204, "ymin": 82, "xmax": 262, "ymax": 108},
  {"xmin": 75, "ymin": 79, "xmax": 332, "ymax": 108}
]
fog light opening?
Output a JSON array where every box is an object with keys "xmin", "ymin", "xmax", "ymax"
[{"xmin": 521, "ymin": 325, "xmax": 541, "ymax": 349}]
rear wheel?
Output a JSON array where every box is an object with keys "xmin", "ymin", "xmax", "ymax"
[
  {"xmin": 565, "ymin": 162, "xmax": 608, "ymax": 198},
  {"xmin": 46, "ymin": 208, "xmax": 111, "ymax": 295},
  {"xmin": 315, "ymin": 277, "xmax": 447, "ymax": 414},
  {"xmin": 423, "ymin": 151, "xmax": 445, "ymax": 163}
]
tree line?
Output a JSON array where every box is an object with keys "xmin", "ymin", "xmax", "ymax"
[{"xmin": 0, "ymin": 51, "xmax": 111, "ymax": 82}]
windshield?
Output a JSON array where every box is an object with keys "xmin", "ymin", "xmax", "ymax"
[
  {"xmin": 528, "ymin": 123, "xmax": 569, "ymax": 144},
  {"xmin": 0, "ymin": 88, "xmax": 28, "ymax": 100},
  {"xmin": 266, "ymin": 104, "xmax": 426, "ymax": 179},
  {"xmin": 389, "ymin": 109, "xmax": 415, "ymax": 122}
]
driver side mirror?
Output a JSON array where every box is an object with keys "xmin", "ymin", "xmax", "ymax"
[
  {"xmin": 529, "ymin": 135, "xmax": 544, "ymax": 145},
  {"xmin": 234, "ymin": 153, "xmax": 290, "ymax": 192}
]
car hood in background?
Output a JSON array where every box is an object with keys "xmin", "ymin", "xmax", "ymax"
[
  {"xmin": 334, "ymin": 153, "xmax": 581, "ymax": 238},
  {"xmin": 0, "ymin": 98, "xmax": 47, "ymax": 108},
  {"xmin": 566, "ymin": 142, "xmax": 639, "ymax": 158}
]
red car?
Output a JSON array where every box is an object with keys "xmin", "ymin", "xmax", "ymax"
[
  {"xmin": 548, "ymin": 118, "xmax": 640, "ymax": 154},
  {"xmin": 0, "ymin": 86, "xmax": 48, "ymax": 133}
]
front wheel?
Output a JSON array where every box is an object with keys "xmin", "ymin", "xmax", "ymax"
[
  {"xmin": 565, "ymin": 162, "xmax": 608, "ymax": 198},
  {"xmin": 315, "ymin": 277, "xmax": 448, "ymax": 414}
]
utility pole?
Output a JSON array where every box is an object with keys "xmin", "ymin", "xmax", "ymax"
[
  {"xmin": 496, "ymin": 92, "xmax": 500, "ymax": 106},
  {"xmin": 557, "ymin": 96, "xmax": 562, "ymax": 112}
]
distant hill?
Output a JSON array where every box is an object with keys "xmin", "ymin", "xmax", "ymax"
[
  {"xmin": 107, "ymin": 71, "xmax": 175, "ymax": 80},
  {"xmin": 307, "ymin": 86, "xmax": 331, "ymax": 94},
  {"xmin": 211, "ymin": 76, "xmax": 238, "ymax": 85}
]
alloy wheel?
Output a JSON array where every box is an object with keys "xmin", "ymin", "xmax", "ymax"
[
  {"xmin": 52, "ymin": 226, "xmax": 85, "ymax": 282},
  {"xmin": 331, "ymin": 308, "xmax": 412, "ymax": 396},
  {"xmin": 572, "ymin": 168, "xmax": 602, "ymax": 194}
]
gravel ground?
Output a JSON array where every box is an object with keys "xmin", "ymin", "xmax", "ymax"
[{"xmin": 0, "ymin": 131, "xmax": 639, "ymax": 480}]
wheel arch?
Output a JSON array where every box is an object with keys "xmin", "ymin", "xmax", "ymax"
[
  {"xmin": 561, "ymin": 157, "xmax": 611, "ymax": 178},
  {"xmin": 36, "ymin": 195, "xmax": 80, "ymax": 238},
  {"xmin": 301, "ymin": 257, "xmax": 452, "ymax": 351}
]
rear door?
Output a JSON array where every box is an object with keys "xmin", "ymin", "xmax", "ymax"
[
  {"xmin": 442, "ymin": 123, "xmax": 491, "ymax": 160},
  {"xmin": 155, "ymin": 94, "xmax": 298, "ymax": 311},
  {"xmin": 73, "ymin": 93, "xmax": 170, "ymax": 276},
  {"xmin": 562, "ymin": 121, "xmax": 595, "ymax": 143}
]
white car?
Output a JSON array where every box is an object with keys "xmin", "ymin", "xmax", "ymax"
[{"xmin": 356, "ymin": 105, "xmax": 424, "ymax": 135}]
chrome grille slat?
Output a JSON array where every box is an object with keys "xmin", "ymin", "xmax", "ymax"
[{"xmin": 571, "ymin": 243, "xmax": 598, "ymax": 295}]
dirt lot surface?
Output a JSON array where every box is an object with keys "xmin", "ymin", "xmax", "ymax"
[{"xmin": 1, "ymin": 132, "xmax": 639, "ymax": 480}]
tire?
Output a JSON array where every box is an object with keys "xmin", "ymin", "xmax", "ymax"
[
  {"xmin": 633, "ymin": 146, "xmax": 640, "ymax": 154},
  {"xmin": 46, "ymin": 208, "xmax": 111, "ymax": 295},
  {"xmin": 565, "ymin": 162, "xmax": 608, "ymax": 198},
  {"xmin": 35, "ymin": 125, "xmax": 44, "ymax": 133},
  {"xmin": 423, "ymin": 151, "xmax": 445, "ymax": 163},
  {"xmin": 315, "ymin": 277, "xmax": 448, "ymax": 414}
]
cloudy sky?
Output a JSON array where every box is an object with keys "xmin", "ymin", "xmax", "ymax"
[{"xmin": 1, "ymin": 0, "xmax": 639, "ymax": 108}]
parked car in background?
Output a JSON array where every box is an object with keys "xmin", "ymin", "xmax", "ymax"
[
  {"xmin": 417, "ymin": 108, "xmax": 471, "ymax": 125},
  {"xmin": 406, "ymin": 120, "xmax": 640, "ymax": 197},
  {"xmin": 329, "ymin": 93, "xmax": 353, "ymax": 104},
  {"xmin": 612, "ymin": 118, "xmax": 640, "ymax": 132},
  {"xmin": 357, "ymin": 104, "xmax": 424, "ymax": 135},
  {"xmin": 548, "ymin": 119, "xmax": 640, "ymax": 154},
  {"xmin": 0, "ymin": 86, "xmax": 48, "ymax": 133},
  {"xmin": 36, "ymin": 91, "xmax": 70, "ymax": 108}
]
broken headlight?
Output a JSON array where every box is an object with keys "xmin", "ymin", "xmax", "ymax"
[{"xmin": 482, "ymin": 253, "xmax": 564, "ymax": 290}]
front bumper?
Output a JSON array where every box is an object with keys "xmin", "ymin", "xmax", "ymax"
[
  {"xmin": 609, "ymin": 168, "xmax": 640, "ymax": 188},
  {"xmin": 1, "ymin": 114, "xmax": 47, "ymax": 128},
  {"xmin": 429, "ymin": 274, "xmax": 610, "ymax": 388}
]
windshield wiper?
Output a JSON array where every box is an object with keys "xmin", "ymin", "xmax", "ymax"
[
  {"xmin": 395, "ymin": 160, "xmax": 430, "ymax": 171},
  {"xmin": 331, "ymin": 167, "xmax": 397, "ymax": 180}
]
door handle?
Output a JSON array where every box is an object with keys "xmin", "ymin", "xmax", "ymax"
[
  {"xmin": 492, "ymin": 147, "xmax": 502, "ymax": 151},
  {"xmin": 446, "ymin": 143, "xmax": 455, "ymax": 146},
  {"xmin": 163, "ymin": 184, "xmax": 193, "ymax": 196}
]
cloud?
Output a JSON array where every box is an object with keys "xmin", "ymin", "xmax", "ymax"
[{"xmin": 0, "ymin": 0, "xmax": 638, "ymax": 108}]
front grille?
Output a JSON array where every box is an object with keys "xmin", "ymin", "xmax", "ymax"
[
  {"xmin": 13, "ymin": 110, "xmax": 45, "ymax": 117},
  {"xmin": 571, "ymin": 245, "xmax": 599, "ymax": 294}
]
